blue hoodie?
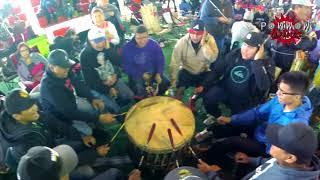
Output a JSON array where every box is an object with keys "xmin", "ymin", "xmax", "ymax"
[{"xmin": 231, "ymin": 96, "xmax": 312, "ymax": 150}]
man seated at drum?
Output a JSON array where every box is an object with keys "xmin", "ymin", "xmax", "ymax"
[
  {"xmin": 17, "ymin": 145, "xmax": 142, "ymax": 180},
  {"xmin": 169, "ymin": 19, "xmax": 219, "ymax": 100},
  {"xmin": 0, "ymin": 89, "xmax": 109, "ymax": 172},
  {"xmin": 40, "ymin": 49, "xmax": 116, "ymax": 127},
  {"xmin": 122, "ymin": 25, "xmax": 170, "ymax": 98},
  {"xmin": 197, "ymin": 123, "xmax": 320, "ymax": 180},
  {"xmin": 199, "ymin": 32, "xmax": 275, "ymax": 117},
  {"xmin": 196, "ymin": 71, "xmax": 312, "ymax": 173}
]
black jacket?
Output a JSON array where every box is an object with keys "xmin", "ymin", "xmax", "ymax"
[
  {"xmin": 0, "ymin": 111, "xmax": 83, "ymax": 170},
  {"xmin": 203, "ymin": 48, "xmax": 275, "ymax": 102},
  {"xmin": 80, "ymin": 40, "xmax": 115, "ymax": 95},
  {"xmin": 272, "ymin": 11, "xmax": 318, "ymax": 72},
  {"xmin": 40, "ymin": 68, "xmax": 97, "ymax": 123}
]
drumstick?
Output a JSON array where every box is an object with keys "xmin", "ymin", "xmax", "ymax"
[
  {"xmin": 105, "ymin": 122, "xmax": 126, "ymax": 147},
  {"xmin": 113, "ymin": 112, "xmax": 127, "ymax": 117},
  {"xmin": 167, "ymin": 128, "xmax": 179, "ymax": 167},
  {"xmin": 138, "ymin": 123, "xmax": 157, "ymax": 168},
  {"xmin": 170, "ymin": 118, "xmax": 183, "ymax": 136}
]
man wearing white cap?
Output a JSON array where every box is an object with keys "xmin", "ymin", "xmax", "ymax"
[{"xmin": 272, "ymin": 0, "xmax": 318, "ymax": 72}]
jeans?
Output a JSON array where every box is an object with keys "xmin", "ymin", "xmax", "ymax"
[
  {"xmin": 113, "ymin": 79, "xmax": 134, "ymax": 104},
  {"xmin": 213, "ymin": 35, "xmax": 225, "ymax": 54},
  {"xmin": 90, "ymin": 90, "xmax": 120, "ymax": 114},
  {"xmin": 129, "ymin": 75, "xmax": 170, "ymax": 97}
]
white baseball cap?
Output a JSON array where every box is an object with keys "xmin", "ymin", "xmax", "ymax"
[
  {"xmin": 292, "ymin": 0, "xmax": 314, "ymax": 7},
  {"xmin": 88, "ymin": 27, "xmax": 106, "ymax": 44}
]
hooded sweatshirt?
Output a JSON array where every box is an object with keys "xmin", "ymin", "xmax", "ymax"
[
  {"xmin": 231, "ymin": 96, "xmax": 313, "ymax": 150},
  {"xmin": 40, "ymin": 68, "xmax": 97, "ymax": 124},
  {"xmin": 242, "ymin": 156, "xmax": 320, "ymax": 180},
  {"xmin": 122, "ymin": 38, "xmax": 165, "ymax": 78},
  {"xmin": 80, "ymin": 39, "xmax": 116, "ymax": 95}
]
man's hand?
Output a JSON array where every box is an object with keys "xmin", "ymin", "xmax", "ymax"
[
  {"xmin": 235, "ymin": 152, "xmax": 250, "ymax": 164},
  {"xmin": 128, "ymin": 169, "xmax": 141, "ymax": 180},
  {"xmin": 254, "ymin": 45, "xmax": 265, "ymax": 60},
  {"xmin": 96, "ymin": 145, "xmax": 110, "ymax": 156},
  {"xmin": 194, "ymin": 86, "xmax": 204, "ymax": 94},
  {"xmin": 110, "ymin": 87, "xmax": 118, "ymax": 97},
  {"xmin": 92, "ymin": 99, "xmax": 105, "ymax": 112},
  {"xmin": 143, "ymin": 72, "xmax": 152, "ymax": 81},
  {"xmin": 82, "ymin": 135, "xmax": 96, "ymax": 147},
  {"xmin": 106, "ymin": 74, "xmax": 117, "ymax": 86},
  {"xmin": 107, "ymin": 11, "xmax": 115, "ymax": 16},
  {"xmin": 309, "ymin": 31, "xmax": 317, "ymax": 40},
  {"xmin": 197, "ymin": 159, "xmax": 222, "ymax": 173},
  {"xmin": 217, "ymin": 116, "xmax": 231, "ymax": 125},
  {"xmin": 218, "ymin": 16, "xmax": 231, "ymax": 24},
  {"xmin": 99, "ymin": 113, "xmax": 116, "ymax": 123},
  {"xmin": 155, "ymin": 73, "xmax": 162, "ymax": 84},
  {"xmin": 170, "ymin": 79, "xmax": 176, "ymax": 87}
]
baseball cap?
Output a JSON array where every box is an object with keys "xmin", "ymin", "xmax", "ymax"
[
  {"xmin": 243, "ymin": 32, "xmax": 264, "ymax": 48},
  {"xmin": 235, "ymin": 0, "xmax": 242, "ymax": 4},
  {"xmin": 164, "ymin": 166, "xmax": 208, "ymax": 180},
  {"xmin": 48, "ymin": 49, "xmax": 73, "ymax": 68},
  {"xmin": 88, "ymin": 27, "xmax": 107, "ymax": 44},
  {"xmin": 17, "ymin": 145, "xmax": 78, "ymax": 180},
  {"xmin": 4, "ymin": 89, "xmax": 36, "ymax": 115},
  {"xmin": 266, "ymin": 123, "xmax": 318, "ymax": 164},
  {"xmin": 292, "ymin": 0, "xmax": 314, "ymax": 6},
  {"xmin": 188, "ymin": 19, "xmax": 205, "ymax": 35}
]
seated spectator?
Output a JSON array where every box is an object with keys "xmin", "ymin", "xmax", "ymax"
[
  {"xmin": 96, "ymin": 0, "xmax": 125, "ymax": 44},
  {"xmin": 40, "ymin": 49, "xmax": 116, "ymax": 126},
  {"xmin": 81, "ymin": 28, "xmax": 133, "ymax": 113},
  {"xmin": 91, "ymin": 7, "xmax": 120, "ymax": 47},
  {"xmin": 122, "ymin": 25, "xmax": 170, "ymax": 98},
  {"xmin": 169, "ymin": 19, "xmax": 218, "ymax": 100},
  {"xmin": 231, "ymin": 10, "xmax": 259, "ymax": 49},
  {"xmin": 196, "ymin": 71, "xmax": 312, "ymax": 175},
  {"xmin": 201, "ymin": 32, "xmax": 275, "ymax": 117},
  {"xmin": 0, "ymin": 89, "xmax": 107, "ymax": 172},
  {"xmin": 253, "ymin": 5, "xmax": 269, "ymax": 32},
  {"xmin": 179, "ymin": 0, "xmax": 192, "ymax": 16},
  {"xmin": 198, "ymin": 123, "xmax": 320, "ymax": 180},
  {"xmin": 8, "ymin": 42, "xmax": 47, "ymax": 91}
]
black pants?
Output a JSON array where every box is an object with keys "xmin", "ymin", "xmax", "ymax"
[
  {"xmin": 202, "ymin": 125, "xmax": 267, "ymax": 170},
  {"xmin": 177, "ymin": 69, "xmax": 209, "ymax": 88}
]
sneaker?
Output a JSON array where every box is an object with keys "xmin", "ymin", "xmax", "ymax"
[{"xmin": 195, "ymin": 129, "xmax": 213, "ymax": 142}]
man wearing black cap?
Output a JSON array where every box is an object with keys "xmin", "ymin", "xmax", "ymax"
[
  {"xmin": 169, "ymin": 19, "xmax": 219, "ymax": 100},
  {"xmin": 40, "ymin": 49, "xmax": 116, "ymax": 125},
  {"xmin": 200, "ymin": 32, "xmax": 275, "ymax": 118},
  {"xmin": 198, "ymin": 123, "xmax": 320, "ymax": 180}
]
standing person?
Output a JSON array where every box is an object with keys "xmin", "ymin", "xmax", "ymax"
[
  {"xmin": 253, "ymin": 5, "xmax": 269, "ymax": 32},
  {"xmin": 169, "ymin": 19, "xmax": 219, "ymax": 99},
  {"xmin": 200, "ymin": 0, "xmax": 234, "ymax": 53},
  {"xmin": 122, "ymin": 25, "xmax": 170, "ymax": 98},
  {"xmin": 234, "ymin": 0, "xmax": 246, "ymax": 21}
]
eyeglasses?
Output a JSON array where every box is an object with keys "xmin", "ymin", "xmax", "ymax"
[{"xmin": 277, "ymin": 84, "xmax": 299, "ymax": 96}]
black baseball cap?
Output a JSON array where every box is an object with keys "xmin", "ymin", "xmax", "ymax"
[
  {"xmin": 17, "ymin": 145, "xmax": 78, "ymax": 180},
  {"xmin": 164, "ymin": 166, "xmax": 208, "ymax": 180},
  {"xmin": 243, "ymin": 32, "xmax": 264, "ymax": 48},
  {"xmin": 266, "ymin": 123, "xmax": 318, "ymax": 164},
  {"xmin": 4, "ymin": 89, "xmax": 36, "ymax": 115},
  {"xmin": 188, "ymin": 19, "xmax": 205, "ymax": 35},
  {"xmin": 48, "ymin": 49, "xmax": 73, "ymax": 68}
]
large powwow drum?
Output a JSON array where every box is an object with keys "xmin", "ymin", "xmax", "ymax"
[
  {"xmin": 140, "ymin": 3, "xmax": 162, "ymax": 33},
  {"xmin": 125, "ymin": 96, "xmax": 195, "ymax": 169}
]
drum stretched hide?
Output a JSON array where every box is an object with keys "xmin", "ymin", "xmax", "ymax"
[{"xmin": 125, "ymin": 96, "xmax": 195, "ymax": 169}]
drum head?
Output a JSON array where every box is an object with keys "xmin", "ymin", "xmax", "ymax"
[{"xmin": 125, "ymin": 96, "xmax": 195, "ymax": 153}]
